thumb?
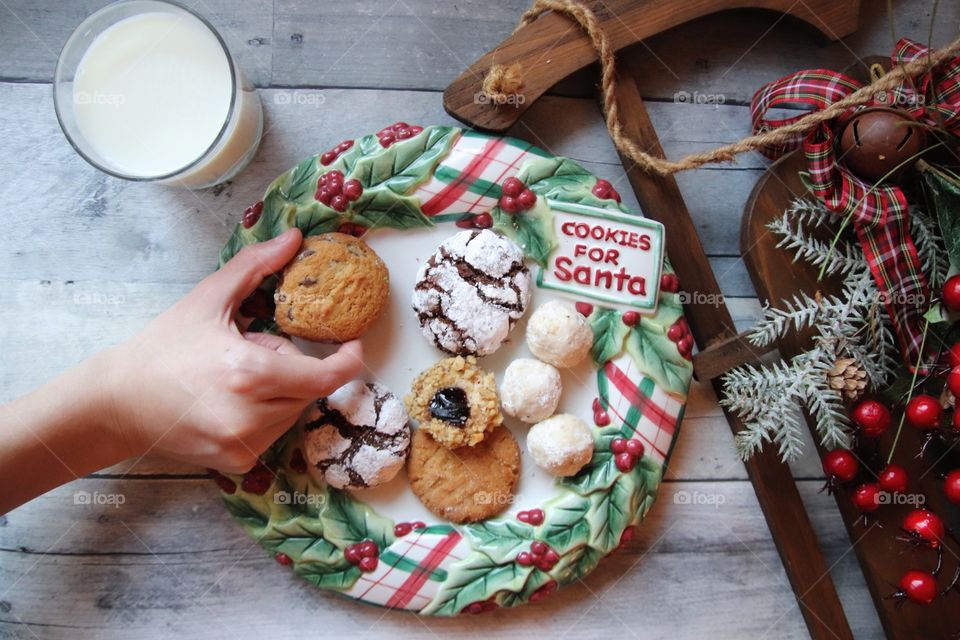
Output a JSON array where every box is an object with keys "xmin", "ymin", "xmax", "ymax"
[{"xmin": 199, "ymin": 228, "xmax": 303, "ymax": 312}]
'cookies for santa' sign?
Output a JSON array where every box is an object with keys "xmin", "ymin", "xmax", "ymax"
[{"xmin": 537, "ymin": 200, "xmax": 664, "ymax": 314}]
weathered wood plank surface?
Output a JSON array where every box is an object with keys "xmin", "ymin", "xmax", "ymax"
[{"xmin": 1, "ymin": 0, "xmax": 937, "ymax": 637}]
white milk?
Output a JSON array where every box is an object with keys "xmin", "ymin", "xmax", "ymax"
[{"xmin": 72, "ymin": 10, "xmax": 261, "ymax": 187}]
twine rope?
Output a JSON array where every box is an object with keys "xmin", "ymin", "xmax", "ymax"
[{"xmin": 481, "ymin": 0, "xmax": 960, "ymax": 176}]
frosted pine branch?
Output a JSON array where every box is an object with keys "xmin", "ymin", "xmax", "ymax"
[{"xmin": 768, "ymin": 212, "xmax": 866, "ymax": 277}]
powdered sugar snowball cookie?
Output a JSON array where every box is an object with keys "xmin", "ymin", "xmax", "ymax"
[
  {"xmin": 500, "ymin": 358, "xmax": 562, "ymax": 423},
  {"xmin": 525, "ymin": 300, "xmax": 593, "ymax": 368},
  {"xmin": 412, "ymin": 229, "xmax": 531, "ymax": 356},
  {"xmin": 526, "ymin": 414, "xmax": 594, "ymax": 477},
  {"xmin": 303, "ymin": 381, "xmax": 410, "ymax": 489}
]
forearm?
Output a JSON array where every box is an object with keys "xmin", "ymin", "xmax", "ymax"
[{"xmin": 0, "ymin": 350, "xmax": 134, "ymax": 514}]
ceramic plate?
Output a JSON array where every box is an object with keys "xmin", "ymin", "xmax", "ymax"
[{"xmin": 213, "ymin": 125, "xmax": 692, "ymax": 615}]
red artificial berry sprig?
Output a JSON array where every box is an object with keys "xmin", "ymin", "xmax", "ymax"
[
  {"xmin": 851, "ymin": 399, "xmax": 892, "ymax": 438},
  {"xmin": 344, "ymin": 539, "xmax": 380, "ymax": 572},
  {"xmin": 610, "ymin": 437, "xmax": 644, "ymax": 472},
  {"xmin": 944, "ymin": 470, "xmax": 960, "ymax": 505},
  {"xmin": 878, "ymin": 464, "xmax": 909, "ymax": 494},
  {"xmin": 890, "ymin": 570, "xmax": 939, "ymax": 605},
  {"xmin": 591, "ymin": 178, "xmax": 621, "ymax": 203},
  {"xmin": 900, "ymin": 509, "xmax": 945, "ymax": 549},
  {"xmin": 315, "ymin": 169, "xmax": 363, "ymax": 212},
  {"xmin": 666, "ymin": 317, "xmax": 694, "ymax": 361},
  {"xmin": 851, "ymin": 483, "xmax": 882, "ymax": 514},
  {"xmin": 454, "ymin": 212, "xmax": 494, "ymax": 230},
  {"xmin": 241, "ymin": 200, "xmax": 264, "ymax": 228},
  {"xmin": 622, "ymin": 310, "xmax": 640, "ymax": 327},
  {"xmin": 529, "ymin": 579, "xmax": 558, "ymax": 603},
  {"xmin": 821, "ymin": 449, "xmax": 859, "ymax": 495},
  {"xmin": 942, "ymin": 274, "xmax": 960, "ymax": 312},
  {"xmin": 241, "ymin": 461, "xmax": 275, "ymax": 495},
  {"xmin": 517, "ymin": 509, "xmax": 545, "ymax": 526},
  {"xmin": 905, "ymin": 395, "xmax": 943, "ymax": 431},
  {"xmin": 207, "ymin": 469, "xmax": 237, "ymax": 494},
  {"xmin": 592, "ymin": 397, "xmax": 610, "ymax": 427},
  {"xmin": 320, "ymin": 139, "xmax": 354, "ymax": 166},
  {"xmin": 289, "ymin": 448, "xmax": 308, "ymax": 474},
  {"xmin": 660, "ymin": 273, "xmax": 680, "ymax": 293},
  {"xmin": 393, "ymin": 520, "xmax": 427, "ymax": 538},
  {"xmin": 499, "ymin": 177, "xmax": 537, "ymax": 214},
  {"xmin": 376, "ymin": 121, "xmax": 423, "ymax": 148},
  {"xmin": 275, "ymin": 552, "xmax": 293, "ymax": 566},
  {"xmin": 516, "ymin": 540, "xmax": 560, "ymax": 572}
]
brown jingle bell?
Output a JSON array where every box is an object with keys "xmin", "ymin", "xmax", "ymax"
[{"xmin": 838, "ymin": 106, "xmax": 926, "ymax": 183}]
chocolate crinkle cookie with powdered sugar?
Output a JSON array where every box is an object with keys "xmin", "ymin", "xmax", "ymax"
[
  {"xmin": 412, "ymin": 229, "xmax": 531, "ymax": 356},
  {"xmin": 303, "ymin": 381, "xmax": 411, "ymax": 490}
]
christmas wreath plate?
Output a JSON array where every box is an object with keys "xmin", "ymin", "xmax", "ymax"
[{"xmin": 213, "ymin": 125, "xmax": 693, "ymax": 614}]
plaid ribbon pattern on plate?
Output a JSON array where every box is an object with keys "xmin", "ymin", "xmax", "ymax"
[
  {"xmin": 751, "ymin": 38, "xmax": 960, "ymax": 371},
  {"xmin": 413, "ymin": 131, "xmax": 548, "ymax": 219},
  {"xmin": 343, "ymin": 526, "xmax": 469, "ymax": 610},
  {"xmin": 597, "ymin": 352, "xmax": 683, "ymax": 465}
]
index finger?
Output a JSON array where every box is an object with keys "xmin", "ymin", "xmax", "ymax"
[{"xmin": 262, "ymin": 340, "xmax": 364, "ymax": 399}]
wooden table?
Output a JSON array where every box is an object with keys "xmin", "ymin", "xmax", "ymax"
[{"xmin": 0, "ymin": 2, "xmax": 954, "ymax": 638}]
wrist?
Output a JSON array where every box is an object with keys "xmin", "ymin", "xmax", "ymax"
[{"xmin": 87, "ymin": 345, "xmax": 145, "ymax": 461}]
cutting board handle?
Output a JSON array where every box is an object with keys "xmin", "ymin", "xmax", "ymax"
[{"xmin": 444, "ymin": 0, "xmax": 861, "ymax": 132}]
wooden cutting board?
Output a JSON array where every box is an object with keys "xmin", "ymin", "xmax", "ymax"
[{"xmin": 741, "ymin": 151, "xmax": 960, "ymax": 639}]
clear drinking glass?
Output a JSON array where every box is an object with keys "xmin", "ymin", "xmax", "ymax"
[{"xmin": 53, "ymin": 0, "xmax": 263, "ymax": 189}]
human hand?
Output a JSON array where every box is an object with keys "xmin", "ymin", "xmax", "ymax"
[{"xmin": 102, "ymin": 228, "xmax": 363, "ymax": 472}]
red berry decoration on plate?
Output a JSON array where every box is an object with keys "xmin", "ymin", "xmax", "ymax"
[
  {"xmin": 942, "ymin": 274, "xmax": 960, "ymax": 312},
  {"xmin": 611, "ymin": 438, "xmax": 643, "ymax": 471},
  {"xmin": 394, "ymin": 522, "xmax": 413, "ymax": 537},
  {"xmin": 515, "ymin": 551, "xmax": 533, "ymax": 566},
  {"xmin": 948, "ymin": 366, "xmax": 960, "ymax": 398},
  {"xmin": 851, "ymin": 483, "xmax": 882, "ymax": 513},
  {"xmin": 516, "ymin": 188, "xmax": 537, "ymax": 210},
  {"xmin": 275, "ymin": 552, "xmax": 292, "ymax": 566},
  {"xmin": 890, "ymin": 570, "xmax": 939, "ymax": 605},
  {"xmin": 615, "ymin": 452, "xmax": 637, "ymax": 472},
  {"xmin": 240, "ymin": 461, "xmax": 275, "ymax": 495},
  {"xmin": 337, "ymin": 222, "xmax": 367, "ymax": 237},
  {"xmin": 345, "ymin": 539, "xmax": 380, "ymax": 572},
  {"xmin": 359, "ymin": 556, "xmax": 378, "ymax": 573},
  {"xmin": 575, "ymin": 301, "xmax": 593, "ymax": 316},
  {"xmin": 901, "ymin": 509, "xmax": 945, "ymax": 548},
  {"xmin": 660, "ymin": 273, "xmax": 680, "ymax": 293},
  {"xmin": 412, "ymin": 521, "xmax": 426, "ymax": 530},
  {"xmin": 905, "ymin": 395, "xmax": 943, "ymax": 431},
  {"xmin": 376, "ymin": 122, "xmax": 422, "ymax": 148},
  {"xmin": 529, "ymin": 580, "xmax": 558, "ymax": 602},
  {"xmin": 315, "ymin": 170, "xmax": 363, "ymax": 212},
  {"xmin": 463, "ymin": 598, "xmax": 498, "ymax": 614},
  {"xmin": 499, "ymin": 177, "xmax": 537, "ymax": 214},
  {"xmin": 241, "ymin": 200, "xmax": 264, "ymax": 228},
  {"xmin": 594, "ymin": 409, "xmax": 610, "ymax": 426},
  {"xmin": 821, "ymin": 448, "xmax": 859, "ymax": 494},
  {"xmin": 289, "ymin": 447, "xmax": 308, "ymax": 474},
  {"xmin": 474, "ymin": 212, "xmax": 494, "ymax": 229},
  {"xmin": 621, "ymin": 310, "xmax": 640, "ymax": 326},
  {"xmin": 944, "ymin": 470, "xmax": 960, "ymax": 505},
  {"xmin": 591, "ymin": 178, "xmax": 621, "ymax": 203},
  {"xmin": 207, "ymin": 469, "xmax": 237, "ymax": 494},
  {"xmin": 878, "ymin": 464, "xmax": 908, "ymax": 494},
  {"xmin": 320, "ymin": 139, "xmax": 354, "ymax": 165},
  {"xmin": 517, "ymin": 509, "xmax": 545, "ymax": 526},
  {"xmin": 851, "ymin": 399, "xmax": 892, "ymax": 437}
]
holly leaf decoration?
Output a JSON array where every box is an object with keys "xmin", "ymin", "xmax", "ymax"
[
  {"xmin": 222, "ymin": 493, "xmax": 269, "ymax": 530},
  {"xmin": 296, "ymin": 561, "xmax": 362, "ymax": 591},
  {"xmin": 539, "ymin": 494, "xmax": 591, "ymax": 554},
  {"xmin": 561, "ymin": 426, "xmax": 622, "ymax": 495},
  {"xmin": 320, "ymin": 488, "xmax": 395, "ymax": 549},
  {"xmin": 351, "ymin": 189, "xmax": 433, "ymax": 231},
  {"xmin": 259, "ymin": 515, "xmax": 337, "ymax": 562},
  {"xmin": 552, "ymin": 545, "xmax": 601, "ymax": 587},
  {"xmin": 921, "ymin": 164, "xmax": 960, "ymax": 271},
  {"xmin": 497, "ymin": 569, "xmax": 554, "ymax": 609},
  {"xmin": 463, "ymin": 519, "xmax": 534, "ymax": 564},
  {"xmin": 586, "ymin": 473, "xmax": 637, "ymax": 552},
  {"xmin": 282, "ymin": 156, "xmax": 320, "ymax": 203},
  {"xmin": 589, "ymin": 308, "xmax": 630, "ymax": 365},
  {"xmin": 350, "ymin": 126, "xmax": 459, "ymax": 194},
  {"xmin": 421, "ymin": 553, "xmax": 531, "ymax": 616},
  {"xmin": 517, "ymin": 155, "xmax": 625, "ymax": 211},
  {"xmin": 492, "ymin": 199, "xmax": 557, "ymax": 266},
  {"xmin": 625, "ymin": 320, "xmax": 693, "ymax": 397}
]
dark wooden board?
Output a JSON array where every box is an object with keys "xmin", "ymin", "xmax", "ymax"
[
  {"xmin": 612, "ymin": 57, "xmax": 854, "ymax": 640},
  {"xmin": 741, "ymin": 151, "xmax": 960, "ymax": 640}
]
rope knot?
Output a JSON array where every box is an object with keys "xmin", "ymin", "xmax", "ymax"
[{"xmin": 482, "ymin": 63, "xmax": 525, "ymax": 105}]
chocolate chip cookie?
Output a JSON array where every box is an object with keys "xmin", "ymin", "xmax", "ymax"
[
  {"xmin": 275, "ymin": 233, "xmax": 389, "ymax": 342},
  {"xmin": 303, "ymin": 380, "xmax": 410, "ymax": 489},
  {"xmin": 405, "ymin": 356, "xmax": 502, "ymax": 449},
  {"xmin": 407, "ymin": 426, "xmax": 520, "ymax": 523},
  {"xmin": 412, "ymin": 229, "xmax": 530, "ymax": 356}
]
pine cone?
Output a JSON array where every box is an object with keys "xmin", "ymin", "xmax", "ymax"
[{"xmin": 827, "ymin": 357, "xmax": 867, "ymax": 401}]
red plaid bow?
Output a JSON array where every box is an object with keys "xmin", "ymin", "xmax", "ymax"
[{"xmin": 750, "ymin": 39, "xmax": 960, "ymax": 372}]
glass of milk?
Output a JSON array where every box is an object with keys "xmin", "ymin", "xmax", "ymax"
[{"xmin": 54, "ymin": 0, "xmax": 263, "ymax": 189}]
